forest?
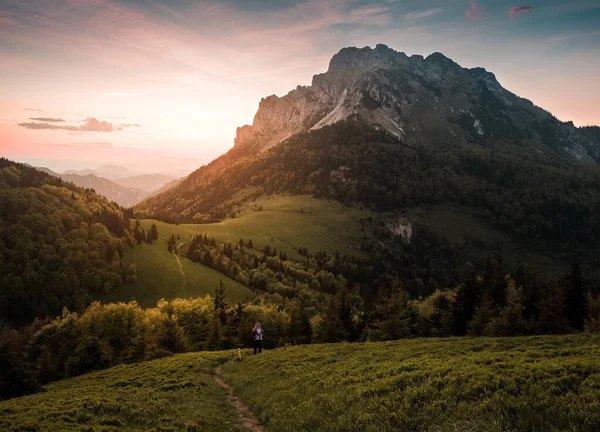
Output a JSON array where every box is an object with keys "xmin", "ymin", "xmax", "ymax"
[{"xmin": 0, "ymin": 159, "xmax": 135, "ymax": 325}]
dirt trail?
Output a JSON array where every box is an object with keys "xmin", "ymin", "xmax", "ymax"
[
  {"xmin": 214, "ymin": 366, "xmax": 264, "ymax": 432},
  {"xmin": 173, "ymin": 242, "xmax": 187, "ymax": 296}
]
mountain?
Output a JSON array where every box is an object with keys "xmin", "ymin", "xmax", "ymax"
[
  {"xmin": 114, "ymin": 173, "xmax": 176, "ymax": 193},
  {"xmin": 136, "ymin": 45, "xmax": 600, "ymax": 274},
  {"xmin": 64, "ymin": 164, "xmax": 141, "ymax": 181},
  {"xmin": 60, "ymin": 173, "xmax": 148, "ymax": 207},
  {"xmin": 234, "ymin": 44, "xmax": 599, "ymax": 163},
  {"xmin": 145, "ymin": 177, "xmax": 182, "ymax": 198},
  {"xmin": 38, "ymin": 168, "xmax": 148, "ymax": 207}
]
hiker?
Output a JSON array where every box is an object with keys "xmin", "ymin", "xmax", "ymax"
[{"xmin": 252, "ymin": 322, "xmax": 263, "ymax": 354}]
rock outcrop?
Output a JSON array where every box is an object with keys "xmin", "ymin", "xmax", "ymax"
[{"xmin": 234, "ymin": 44, "xmax": 599, "ymax": 163}]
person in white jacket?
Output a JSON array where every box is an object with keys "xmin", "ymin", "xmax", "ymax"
[{"xmin": 251, "ymin": 322, "xmax": 264, "ymax": 354}]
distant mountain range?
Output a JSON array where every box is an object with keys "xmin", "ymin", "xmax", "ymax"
[
  {"xmin": 30, "ymin": 164, "xmax": 179, "ymax": 207},
  {"xmin": 113, "ymin": 174, "xmax": 177, "ymax": 193},
  {"xmin": 64, "ymin": 164, "xmax": 137, "ymax": 180}
]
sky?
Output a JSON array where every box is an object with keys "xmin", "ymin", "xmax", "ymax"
[{"xmin": 1, "ymin": 0, "xmax": 599, "ymax": 173}]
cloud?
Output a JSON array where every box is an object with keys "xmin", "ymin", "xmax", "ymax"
[
  {"xmin": 29, "ymin": 117, "xmax": 65, "ymax": 122},
  {"xmin": 466, "ymin": 1, "xmax": 483, "ymax": 19},
  {"xmin": 23, "ymin": 108, "xmax": 43, "ymax": 112},
  {"xmin": 18, "ymin": 117, "xmax": 137, "ymax": 132},
  {"xmin": 510, "ymin": 6, "xmax": 532, "ymax": 18},
  {"xmin": 405, "ymin": 8, "xmax": 443, "ymax": 21}
]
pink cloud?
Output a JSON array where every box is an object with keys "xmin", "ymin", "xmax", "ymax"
[
  {"xmin": 17, "ymin": 117, "xmax": 138, "ymax": 132},
  {"xmin": 466, "ymin": 1, "xmax": 483, "ymax": 20},
  {"xmin": 510, "ymin": 6, "xmax": 533, "ymax": 18}
]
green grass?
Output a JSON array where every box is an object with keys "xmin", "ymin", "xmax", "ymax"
[
  {"xmin": 3, "ymin": 335, "xmax": 600, "ymax": 431},
  {"xmin": 101, "ymin": 195, "xmax": 369, "ymax": 306},
  {"xmin": 223, "ymin": 334, "xmax": 600, "ymax": 431},
  {"xmin": 97, "ymin": 229, "xmax": 254, "ymax": 308},
  {"xmin": 144, "ymin": 194, "xmax": 368, "ymax": 259},
  {"xmin": 0, "ymin": 351, "xmax": 240, "ymax": 432}
]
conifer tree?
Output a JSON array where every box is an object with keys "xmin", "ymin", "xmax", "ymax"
[
  {"xmin": 214, "ymin": 281, "xmax": 228, "ymax": 325},
  {"xmin": 564, "ymin": 258, "xmax": 586, "ymax": 330}
]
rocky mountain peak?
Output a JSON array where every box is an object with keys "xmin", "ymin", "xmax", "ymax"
[
  {"xmin": 327, "ymin": 44, "xmax": 406, "ymax": 73},
  {"xmin": 233, "ymin": 45, "xmax": 599, "ymax": 164}
]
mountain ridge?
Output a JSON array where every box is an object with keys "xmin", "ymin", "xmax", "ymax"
[{"xmin": 234, "ymin": 44, "xmax": 598, "ymax": 163}]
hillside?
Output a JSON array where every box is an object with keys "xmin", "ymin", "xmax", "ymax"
[
  {"xmin": 0, "ymin": 351, "xmax": 239, "ymax": 431},
  {"xmin": 0, "ymin": 158, "xmax": 133, "ymax": 325},
  {"xmin": 222, "ymin": 335, "xmax": 600, "ymax": 431},
  {"xmin": 98, "ymin": 196, "xmax": 367, "ymax": 305},
  {"xmin": 3, "ymin": 335, "xmax": 600, "ymax": 431},
  {"xmin": 60, "ymin": 172, "xmax": 148, "ymax": 207},
  {"xmin": 135, "ymin": 46, "xmax": 600, "ymax": 285},
  {"xmin": 115, "ymin": 173, "xmax": 177, "ymax": 193},
  {"xmin": 136, "ymin": 120, "xmax": 600, "ymax": 275},
  {"xmin": 97, "ymin": 218, "xmax": 254, "ymax": 307}
]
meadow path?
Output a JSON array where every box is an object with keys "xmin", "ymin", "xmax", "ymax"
[
  {"xmin": 173, "ymin": 242, "xmax": 188, "ymax": 296},
  {"xmin": 214, "ymin": 366, "xmax": 264, "ymax": 432}
]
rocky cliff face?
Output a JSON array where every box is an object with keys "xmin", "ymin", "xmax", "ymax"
[{"xmin": 234, "ymin": 44, "xmax": 599, "ymax": 163}]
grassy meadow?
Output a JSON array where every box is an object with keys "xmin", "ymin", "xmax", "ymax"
[
  {"xmin": 222, "ymin": 334, "xmax": 600, "ymax": 431},
  {"xmin": 145, "ymin": 194, "xmax": 369, "ymax": 259},
  {"xmin": 2, "ymin": 335, "xmax": 600, "ymax": 431},
  {"xmin": 0, "ymin": 351, "xmax": 241, "ymax": 432},
  {"xmin": 100, "ymin": 194, "xmax": 369, "ymax": 306}
]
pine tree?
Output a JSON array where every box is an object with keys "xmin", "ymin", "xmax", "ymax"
[
  {"xmin": 214, "ymin": 281, "xmax": 228, "ymax": 325},
  {"xmin": 317, "ymin": 297, "xmax": 347, "ymax": 342},
  {"xmin": 486, "ymin": 278, "xmax": 528, "ymax": 336},
  {"xmin": 564, "ymin": 258, "xmax": 586, "ymax": 330},
  {"xmin": 207, "ymin": 317, "xmax": 223, "ymax": 350},
  {"xmin": 537, "ymin": 280, "xmax": 570, "ymax": 334},
  {"xmin": 367, "ymin": 288, "xmax": 417, "ymax": 341},
  {"xmin": 451, "ymin": 271, "xmax": 482, "ymax": 335},
  {"xmin": 150, "ymin": 223, "xmax": 159, "ymax": 241},
  {"xmin": 157, "ymin": 301, "xmax": 187, "ymax": 353},
  {"xmin": 133, "ymin": 221, "xmax": 142, "ymax": 245}
]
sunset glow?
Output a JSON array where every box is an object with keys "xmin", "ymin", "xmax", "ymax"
[{"xmin": 1, "ymin": 0, "xmax": 599, "ymax": 172}]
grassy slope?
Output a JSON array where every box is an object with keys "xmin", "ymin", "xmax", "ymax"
[
  {"xmin": 223, "ymin": 335, "xmax": 600, "ymax": 432},
  {"xmin": 98, "ymin": 230, "xmax": 254, "ymax": 308},
  {"xmin": 152, "ymin": 194, "xmax": 369, "ymax": 259},
  {"xmin": 3, "ymin": 336, "xmax": 599, "ymax": 431},
  {"xmin": 0, "ymin": 352, "xmax": 240, "ymax": 432},
  {"xmin": 101, "ymin": 194, "xmax": 369, "ymax": 307}
]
